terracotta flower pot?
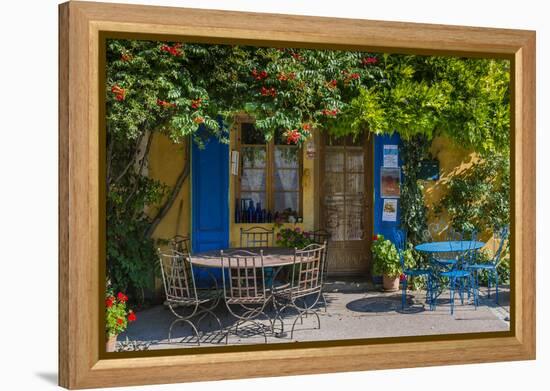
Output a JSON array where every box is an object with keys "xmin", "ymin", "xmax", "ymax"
[
  {"xmin": 106, "ymin": 335, "xmax": 118, "ymax": 352},
  {"xmin": 382, "ymin": 275, "xmax": 400, "ymax": 292}
]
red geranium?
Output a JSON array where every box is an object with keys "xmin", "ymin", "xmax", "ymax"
[
  {"xmin": 116, "ymin": 318, "xmax": 124, "ymax": 325},
  {"xmin": 105, "ymin": 296, "xmax": 115, "ymax": 308},
  {"xmin": 372, "ymin": 235, "xmax": 378, "ymax": 241},
  {"xmin": 127, "ymin": 311, "xmax": 137, "ymax": 322},
  {"xmin": 117, "ymin": 292, "xmax": 128, "ymax": 303},
  {"xmin": 399, "ymin": 274, "xmax": 407, "ymax": 282}
]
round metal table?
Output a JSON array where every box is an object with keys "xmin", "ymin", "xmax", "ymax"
[{"xmin": 192, "ymin": 247, "xmax": 296, "ymax": 268}]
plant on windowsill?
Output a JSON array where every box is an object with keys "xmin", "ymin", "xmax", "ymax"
[
  {"xmin": 105, "ymin": 290, "xmax": 137, "ymax": 352},
  {"xmin": 275, "ymin": 226, "xmax": 314, "ymax": 249},
  {"xmin": 371, "ymin": 234, "xmax": 403, "ymax": 292}
]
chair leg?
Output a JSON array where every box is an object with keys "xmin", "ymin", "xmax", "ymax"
[
  {"xmin": 450, "ymin": 278, "xmax": 456, "ymax": 315},
  {"xmin": 401, "ymin": 277, "xmax": 407, "ymax": 310},
  {"xmin": 495, "ymin": 270, "xmax": 499, "ymax": 305}
]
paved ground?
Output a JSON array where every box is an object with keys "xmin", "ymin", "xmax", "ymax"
[{"xmin": 117, "ymin": 282, "xmax": 510, "ymax": 351}]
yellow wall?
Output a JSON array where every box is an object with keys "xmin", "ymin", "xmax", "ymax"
[
  {"xmin": 423, "ymin": 135, "xmax": 498, "ymax": 253},
  {"xmin": 147, "ymin": 133, "xmax": 191, "ymax": 241}
]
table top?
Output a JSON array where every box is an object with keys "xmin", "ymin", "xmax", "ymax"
[
  {"xmin": 191, "ymin": 247, "xmax": 296, "ymax": 268},
  {"xmin": 414, "ymin": 241, "xmax": 485, "ymax": 253}
]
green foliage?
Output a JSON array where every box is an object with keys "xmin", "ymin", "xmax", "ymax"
[
  {"xmin": 343, "ymin": 55, "xmax": 510, "ymax": 156},
  {"xmin": 437, "ymin": 154, "xmax": 510, "ymax": 233},
  {"xmin": 400, "ymin": 135, "xmax": 430, "ymax": 245},
  {"xmin": 371, "ymin": 235, "xmax": 402, "ymax": 278}
]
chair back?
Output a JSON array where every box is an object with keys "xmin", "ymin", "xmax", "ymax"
[
  {"xmin": 240, "ymin": 226, "xmax": 274, "ymax": 248},
  {"xmin": 170, "ymin": 235, "xmax": 191, "ymax": 255},
  {"xmin": 290, "ymin": 243, "xmax": 326, "ymax": 293},
  {"xmin": 220, "ymin": 250, "xmax": 267, "ymax": 300},
  {"xmin": 392, "ymin": 228, "xmax": 407, "ymax": 269},
  {"xmin": 158, "ymin": 250, "xmax": 197, "ymax": 302},
  {"xmin": 310, "ymin": 229, "xmax": 331, "ymax": 245},
  {"xmin": 492, "ymin": 225, "xmax": 509, "ymax": 265},
  {"xmin": 458, "ymin": 229, "xmax": 478, "ymax": 267}
]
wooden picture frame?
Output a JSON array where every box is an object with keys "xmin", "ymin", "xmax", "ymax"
[{"xmin": 59, "ymin": 1, "xmax": 536, "ymax": 388}]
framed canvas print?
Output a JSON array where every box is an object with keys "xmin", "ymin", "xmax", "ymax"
[{"xmin": 59, "ymin": 1, "xmax": 536, "ymax": 389}]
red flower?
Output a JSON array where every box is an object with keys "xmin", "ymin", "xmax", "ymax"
[
  {"xmin": 190, "ymin": 98, "xmax": 202, "ymax": 109},
  {"xmin": 350, "ymin": 73, "xmax": 360, "ymax": 80},
  {"xmin": 286, "ymin": 129, "xmax": 301, "ymax": 144},
  {"xmin": 327, "ymin": 79, "xmax": 337, "ymax": 89},
  {"xmin": 157, "ymin": 99, "xmax": 175, "ymax": 108},
  {"xmin": 291, "ymin": 52, "xmax": 304, "ymax": 61},
  {"xmin": 362, "ymin": 56, "xmax": 378, "ymax": 65},
  {"xmin": 260, "ymin": 87, "xmax": 276, "ymax": 97},
  {"xmin": 105, "ymin": 296, "xmax": 115, "ymax": 308},
  {"xmin": 128, "ymin": 311, "xmax": 137, "ymax": 322},
  {"xmin": 260, "ymin": 70, "xmax": 268, "ymax": 79},
  {"xmin": 111, "ymin": 85, "xmax": 126, "ymax": 101},
  {"xmin": 117, "ymin": 292, "xmax": 128, "ymax": 303},
  {"xmin": 194, "ymin": 116, "xmax": 205, "ymax": 124},
  {"xmin": 372, "ymin": 235, "xmax": 378, "ymax": 241},
  {"xmin": 399, "ymin": 274, "xmax": 407, "ymax": 282},
  {"xmin": 121, "ymin": 53, "xmax": 131, "ymax": 62},
  {"xmin": 116, "ymin": 318, "xmax": 124, "ymax": 325},
  {"xmin": 160, "ymin": 44, "xmax": 182, "ymax": 56}
]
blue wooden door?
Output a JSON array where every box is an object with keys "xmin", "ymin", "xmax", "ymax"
[
  {"xmin": 191, "ymin": 128, "xmax": 229, "ymax": 286},
  {"xmin": 191, "ymin": 131, "xmax": 229, "ymax": 252}
]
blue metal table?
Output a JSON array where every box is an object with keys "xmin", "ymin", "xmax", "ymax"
[
  {"xmin": 415, "ymin": 241, "xmax": 485, "ymax": 253},
  {"xmin": 414, "ymin": 240, "xmax": 485, "ymax": 311}
]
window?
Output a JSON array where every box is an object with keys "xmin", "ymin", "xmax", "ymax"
[{"xmin": 237, "ymin": 123, "xmax": 302, "ymax": 221}]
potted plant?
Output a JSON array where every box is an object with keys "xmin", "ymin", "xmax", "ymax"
[
  {"xmin": 371, "ymin": 234, "xmax": 402, "ymax": 291},
  {"xmin": 105, "ymin": 291, "xmax": 137, "ymax": 352}
]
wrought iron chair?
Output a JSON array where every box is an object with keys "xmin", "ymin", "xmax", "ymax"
[
  {"xmin": 169, "ymin": 235, "xmax": 191, "ymax": 255},
  {"xmin": 393, "ymin": 228, "xmax": 434, "ymax": 310},
  {"xmin": 437, "ymin": 230, "xmax": 478, "ymax": 314},
  {"xmin": 468, "ymin": 226, "xmax": 509, "ymax": 304},
  {"xmin": 273, "ymin": 242, "xmax": 327, "ymax": 339},
  {"xmin": 158, "ymin": 250, "xmax": 222, "ymax": 345},
  {"xmin": 220, "ymin": 250, "xmax": 272, "ymax": 343},
  {"xmin": 240, "ymin": 226, "xmax": 275, "ymax": 248},
  {"xmin": 310, "ymin": 229, "xmax": 331, "ymax": 312}
]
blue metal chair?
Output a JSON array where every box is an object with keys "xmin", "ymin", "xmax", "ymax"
[
  {"xmin": 468, "ymin": 226, "xmax": 509, "ymax": 304},
  {"xmin": 393, "ymin": 228, "xmax": 433, "ymax": 311},
  {"xmin": 438, "ymin": 230, "xmax": 478, "ymax": 315}
]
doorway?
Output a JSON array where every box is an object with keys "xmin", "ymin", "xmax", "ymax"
[{"xmin": 320, "ymin": 132, "xmax": 373, "ymax": 276}]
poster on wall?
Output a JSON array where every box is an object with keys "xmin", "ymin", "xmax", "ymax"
[
  {"xmin": 383, "ymin": 144, "xmax": 399, "ymax": 167},
  {"xmin": 381, "ymin": 167, "xmax": 401, "ymax": 198},
  {"xmin": 382, "ymin": 199, "xmax": 398, "ymax": 222}
]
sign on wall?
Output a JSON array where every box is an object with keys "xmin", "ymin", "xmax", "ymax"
[
  {"xmin": 383, "ymin": 144, "xmax": 399, "ymax": 167},
  {"xmin": 380, "ymin": 167, "xmax": 401, "ymax": 198},
  {"xmin": 382, "ymin": 199, "xmax": 398, "ymax": 222}
]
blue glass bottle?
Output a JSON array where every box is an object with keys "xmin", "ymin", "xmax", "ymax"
[{"xmin": 247, "ymin": 200, "xmax": 255, "ymax": 223}]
